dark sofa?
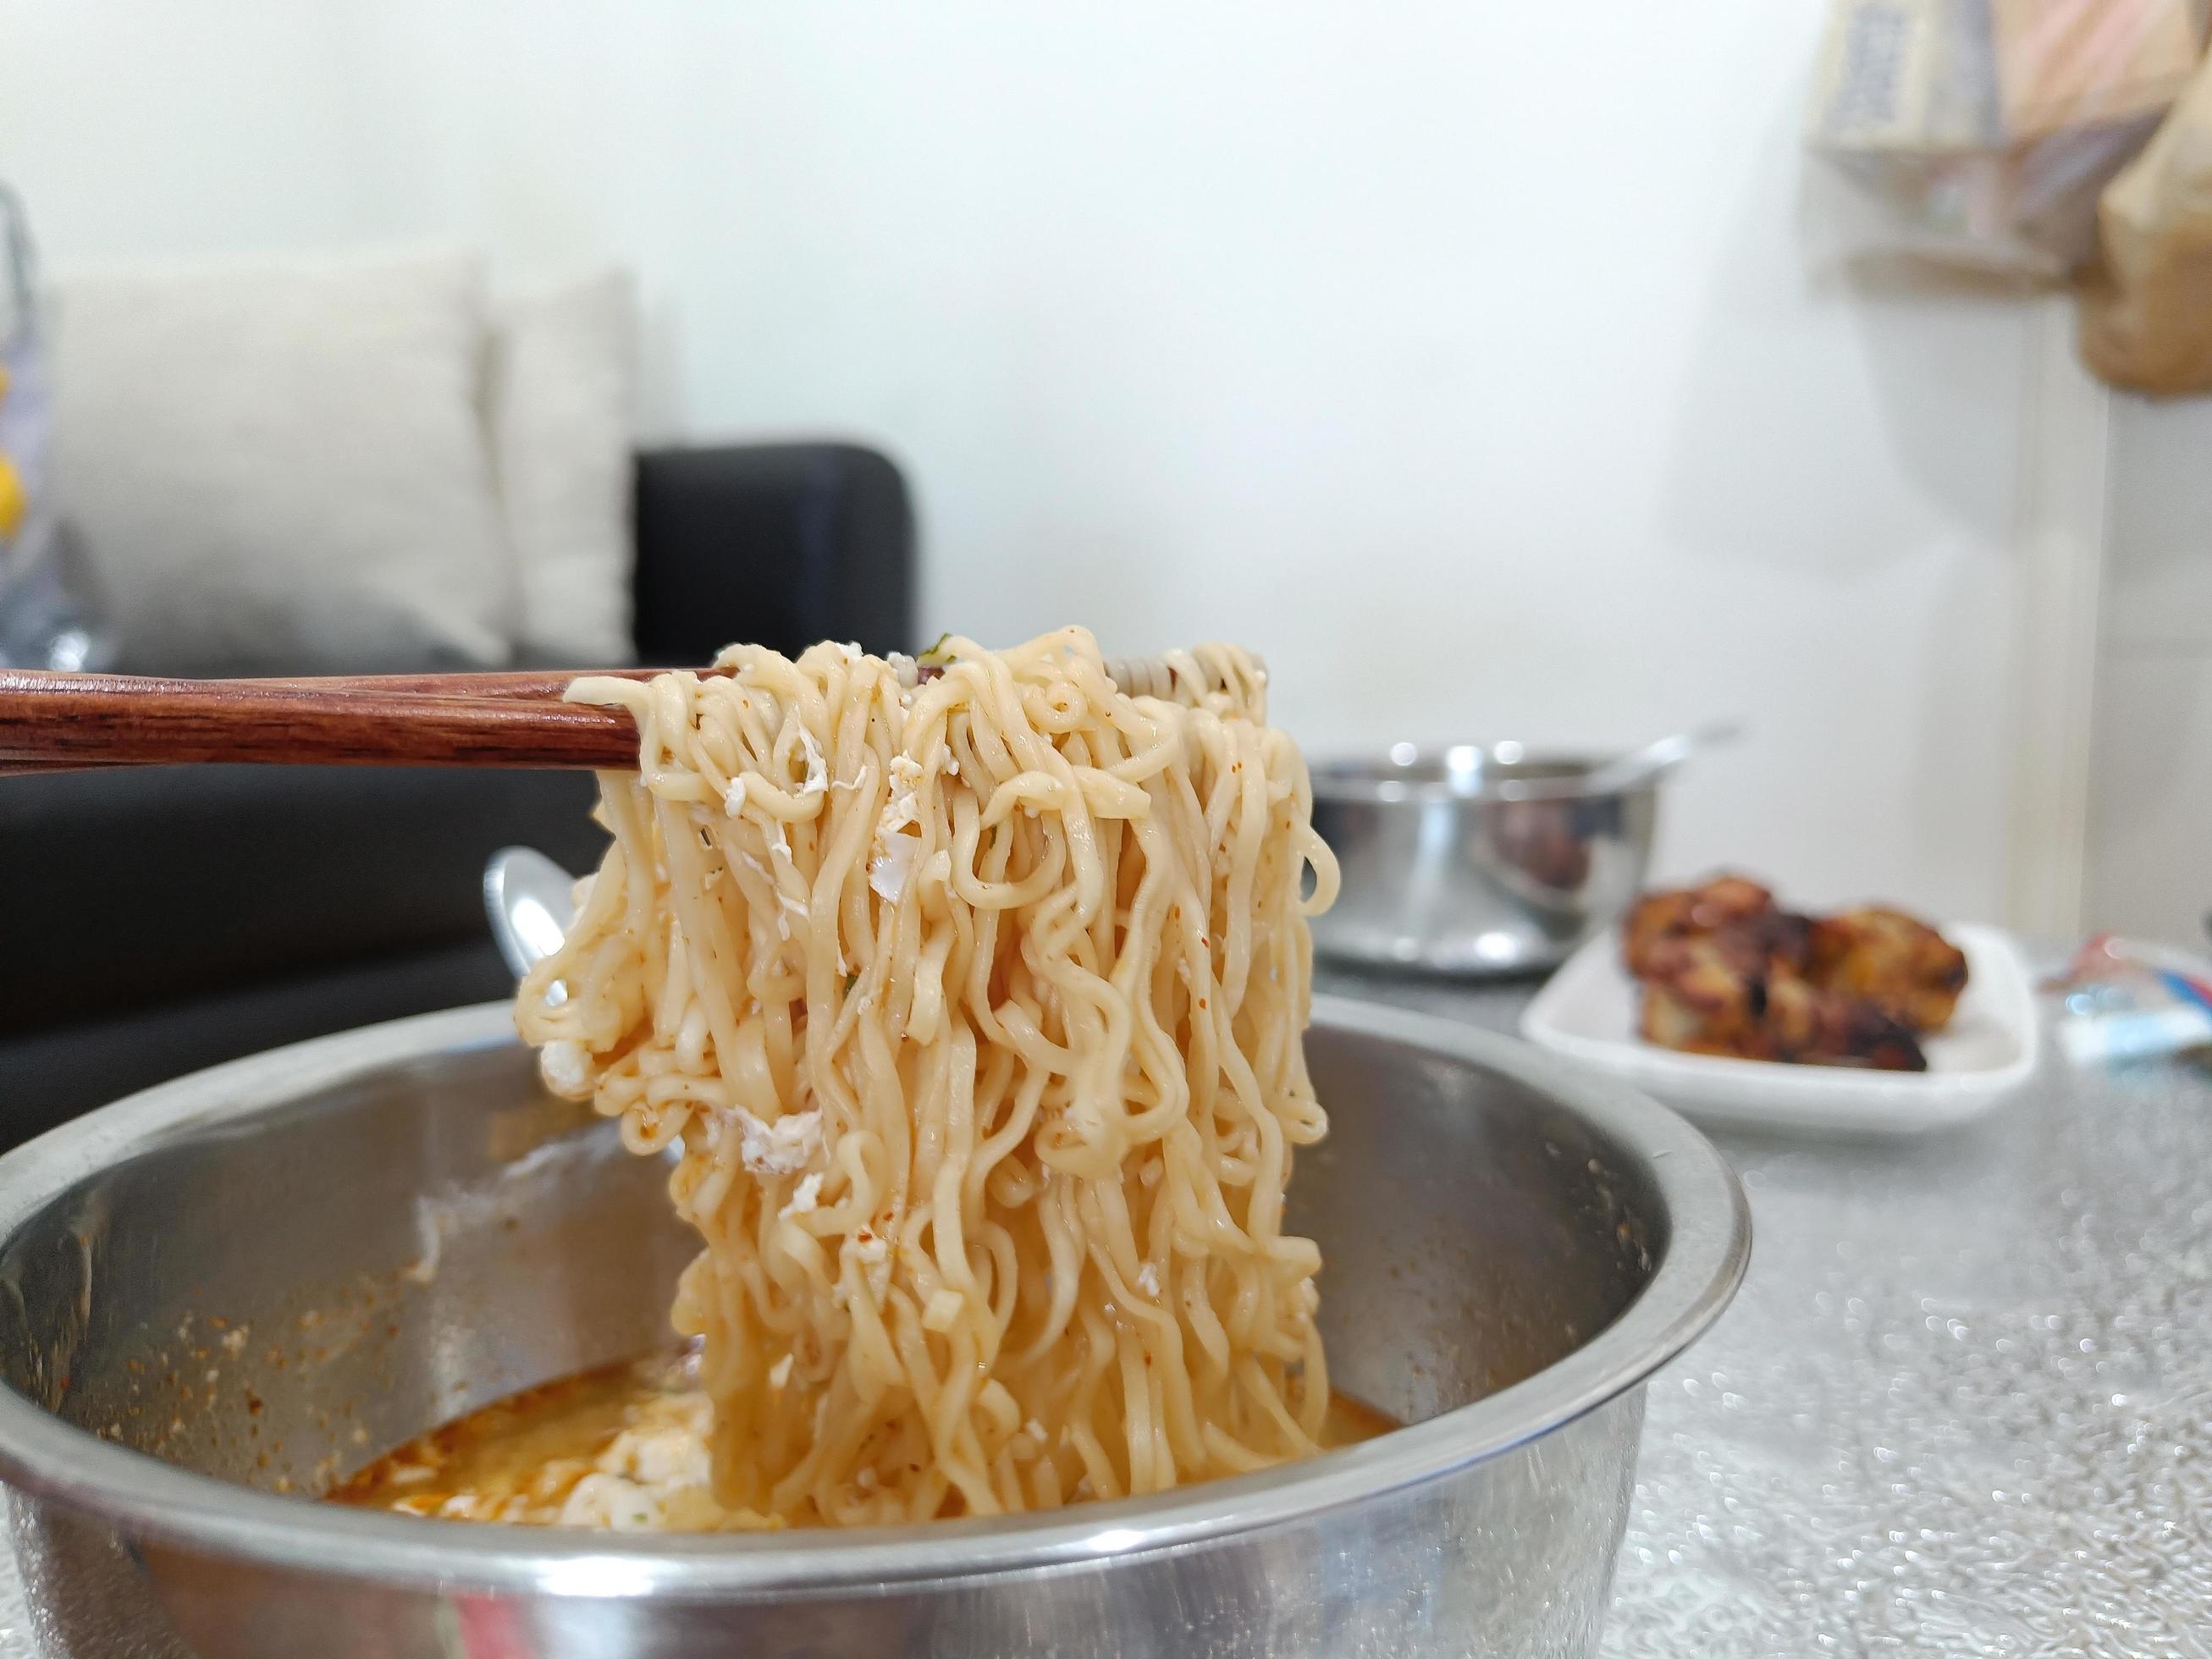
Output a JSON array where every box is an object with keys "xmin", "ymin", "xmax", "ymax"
[{"xmin": 0, "ymin": 442, "xmax": 914, "ymax": 1145}]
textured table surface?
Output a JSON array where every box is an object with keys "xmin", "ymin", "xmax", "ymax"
[
  {"xmin": 1331, "ymin": 965, "xmax": 2212, "ymax": 1658},
  {"xmin": 2, "ymin": 971, "xmax": 2205, "ymax": 1656}
]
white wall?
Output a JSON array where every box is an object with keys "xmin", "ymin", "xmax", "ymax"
[
  {"xmin": 0, "ymin": 0, "xmax": 2038, "ymax": 919},
  {"xmin": 2086, "ymin": 394, "xmax": 2212, "ymax": 945}
]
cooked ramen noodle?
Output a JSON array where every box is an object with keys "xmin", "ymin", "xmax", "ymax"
[{"xmin": 464, "ymin": 629, "xmax": 1340, "ymax": 1529}]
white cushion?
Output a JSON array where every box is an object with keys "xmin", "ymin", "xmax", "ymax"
[
  {"xmin": 49, "ymin": 250, "xmax": 516, "ymax": 674},
  {"xmin": 489, "ymin": 270, "xmax": 637, "ymax": 665}
]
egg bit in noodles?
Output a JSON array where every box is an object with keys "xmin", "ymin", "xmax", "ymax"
[{"xmin": 516, "ymin": 626, "xmax": 1343, "ymax": 1529}]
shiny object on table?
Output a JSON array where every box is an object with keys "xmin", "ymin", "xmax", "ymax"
[
  {"xmin": 0, "ymin": 997, "xmax": 1745, "ymax": 1659},
  {"xmin": 1309, "ymin": 744, "xmax": 1659, "ymax": 978}
]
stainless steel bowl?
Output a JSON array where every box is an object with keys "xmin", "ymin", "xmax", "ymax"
[
  {"xmin": 0, "ymin": 997, "xmax": 1746, "ymax": 1658},
  {"xmin": 1310, "ymin": 747, "xmax": 1661, "ymax": 977}
]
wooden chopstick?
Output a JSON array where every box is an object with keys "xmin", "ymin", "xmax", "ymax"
[
  {"xmin": 246, "ymin": 667, "xmax": 703, "ymax": 701},
  {"xmin": 0, "ymin": 670, "xmax": 645, "ymax": 772},
  {"xmin": 0, "ymin": 650, "xmax": 1256, "ymax": 777}
]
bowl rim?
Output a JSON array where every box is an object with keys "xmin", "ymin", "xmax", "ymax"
[
  {"xmin": 0, "ymin": 995, "xmax": 1749, "ymax": 1601},
  {"xmin": 1310, "ymin": 745, "xmax": 1653, "ymax": 805}
]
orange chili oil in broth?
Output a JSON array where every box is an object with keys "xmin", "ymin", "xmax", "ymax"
[{"xmin": 331, "ymin": 1350, "xmax": 1397, "ymax": 1528}]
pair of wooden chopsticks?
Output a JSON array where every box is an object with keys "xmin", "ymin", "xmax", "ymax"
[
  {"xmin": 0, "ymin": 651, "xmax": 1252, "ymax": 777},
  {"xmin": 0, "ymin": 668, "xmax": 665, "ymax": 774}
]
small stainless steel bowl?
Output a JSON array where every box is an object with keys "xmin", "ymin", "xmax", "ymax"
[
  {"xmin": 1310, "ymin": 746, "xmax": 1661, "ymax": 978},
  {"xmin": 0, "ymin": 997, "xmax": 1746, "ymax": 1658}
]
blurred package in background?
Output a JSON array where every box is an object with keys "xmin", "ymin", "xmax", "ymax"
[
  {"xmin": 2048, "ymin": 933, "xmax": 2212, "ymax": 1064},
  {"xmin": 0, "ymin": 183, "xmax": 116, "ymax": 673},
  {"xmin": 1806, "ymin": 0, "xmax": 2204, "ymax": 278},
  {"xmin": 2077, "ymin": 47, "xmax": 2212, "ymax": 389}
]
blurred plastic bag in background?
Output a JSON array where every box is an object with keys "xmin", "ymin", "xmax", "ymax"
[
  {"xmin": 1806, "ymin": 0, "xmax": 2203, "ymax": 278},
  {"xmin": 2077, "ymin": 49, "xmax": 2212, "ymax": 391},
  {"xmin": 0, "ymin": 182, "xmax": 116, "ymax": 673},
  {"xmin": 2048, "ymin": 934, "xmax": 2212, "ymax": 1064}
]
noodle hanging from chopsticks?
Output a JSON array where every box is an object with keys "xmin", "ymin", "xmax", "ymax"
[{"xmin": 516, "ymin": 627, "xmax": 1339, "ymax": 1527}]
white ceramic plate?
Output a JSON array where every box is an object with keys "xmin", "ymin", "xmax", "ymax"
[{"xmin": 1519, "ymin": 923, "xmax": 2040, "ymax": 1135}]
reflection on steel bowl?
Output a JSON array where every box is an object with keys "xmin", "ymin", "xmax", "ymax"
[
  {"xmin": 0, "ymin": 998, "xmax": 1744, "ymax": 1659},
  {"xmin": 1310, "ymin": 746, "xmax": 1661, "ymax": 978}
]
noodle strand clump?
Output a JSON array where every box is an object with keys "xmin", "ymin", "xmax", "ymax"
[{"xmin": 517, "ymin": 627, "xmax": 1340, "ymax": 1527}]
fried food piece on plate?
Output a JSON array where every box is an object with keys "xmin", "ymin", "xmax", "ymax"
[
  {"xmin": 1622, "ymin": 874, "xmax": 1958, "ymax": 1070},
  {"xmin": 1757, "ymin": 973, "xmax": 1928, "ymax": 1071},
  {"xmin": 1633, "ymin": 926, "xmax": 1928, "ymax": 1072},
  {"xmin": 1808, "ymin": 907, "xmax": 1970, "ymax": 1033},
  {"xmin": 1633, "ymin": 934, "xmax": 1773, "ymax": 1057},
  {"xmin": 1620, "ymin": 874, "xmax": 1790, "ymax": 979}
]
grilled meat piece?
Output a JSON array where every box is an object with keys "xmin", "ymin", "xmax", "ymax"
[
  {"xmin": 1634, "ymin": 929, "xmax": 1928, "ymax": 1071},
  {"xmin": 1635, "ymin": 934, "xmax": 1772, "ymax": 1056},
  {"xmin": 1808, "ymin": 907, "xmax": 1969, "ymax": 1033},
  {"xmin": 1623, "ymin": 874, "xmax": 1959, "ymax": 1070},
  {"xmin": 1758, "ymin": 973, "xmax": 1928, "ymax": 1071},
  {"xmin": 1621, "ymin": 874, "xmax": 1786, "ymax": 979}
]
